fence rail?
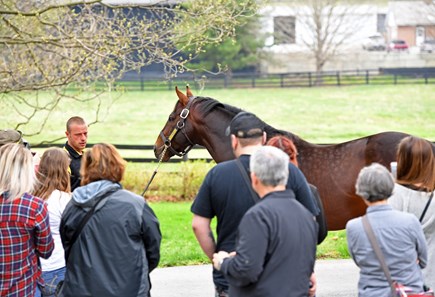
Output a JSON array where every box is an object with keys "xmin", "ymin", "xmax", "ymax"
[
  {"xmin": 116, "ymin": 67, "xmax": 435, "ymax": 91},
  {"xmin": 32, "ymin": 140, "xmax": 435, "ymax": 163},
  {"xmin": 32, "ymin": 143, "xmax": 211, "ymax": 163}
]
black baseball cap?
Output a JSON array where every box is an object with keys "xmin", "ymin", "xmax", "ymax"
[{"xmin": 225, "ymin": 112, "xmax": 265, "ymax": 139}]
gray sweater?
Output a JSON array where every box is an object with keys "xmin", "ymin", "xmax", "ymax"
[{"xmin": 346, "ymin": 204, "xmax": 427, "ymax": 297}]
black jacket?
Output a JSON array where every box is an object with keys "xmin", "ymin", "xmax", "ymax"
[
  {"xmin": 221, "ymin": 190, "xmax": 317, "ymax": 297},
  {"xmin": 63, "ymin": 142, "xmax": 82, "ymax": 191},
  {"xmin": 59, "ymin": 181, "xmax": 161, "ymax": 297}
]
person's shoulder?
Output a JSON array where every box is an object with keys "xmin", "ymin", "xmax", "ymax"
[
  {"xmin": 345, "ymin": 216, "xmax": 362, "ymax": 231},
  {"xmin": 392, "ymin": 208, "xmax": 419, "ymax": 222},
  {"xmin": 207, "ymin": 159, "xmax": 238, "ymax": 175}
]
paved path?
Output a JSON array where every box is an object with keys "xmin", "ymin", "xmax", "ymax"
[{"xmin": 150, "ymin": 259, "xmax": 359, "ymax": 297}]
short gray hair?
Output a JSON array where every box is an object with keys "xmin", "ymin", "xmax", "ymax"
[
  {"xmin": 250, "ymin": 146, "xmax": 289, "ymax": 187},
  {"xmin": 355, "ymin": 163, "xmax": 394, "ymax": 202}
]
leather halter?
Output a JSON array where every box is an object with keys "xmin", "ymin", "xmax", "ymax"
[{"xmin": 158, "ymin": 96, "xmax": 196, "ymax": 157}]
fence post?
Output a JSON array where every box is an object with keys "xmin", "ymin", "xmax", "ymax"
[
  {"xmin": 280, "ymin": 74, "xmax": 284, "ymax": 88},
  {"xmin": 252, "ymin": 73, "xmax": 256, "ymax": 88},
  {"xmin": 224, "ymin": 75, "xmax": 228, "ymax": 88},
  {"xmin": 308, "ymin": 72, "xmax": 312, "ymax": 87},
  {"xmin": 365, "ymin": 70, "xmax": 369, "ymax": 85},
  {"xmin": 140, "ymin": 76, "xmax": 145, "ymax": 91},
  {"xmin": 336, "ymin": 71, "xmax": 341, "ymax": 86}
]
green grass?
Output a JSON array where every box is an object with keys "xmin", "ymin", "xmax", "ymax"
[
  {"xmin": 151, "ymin": 201, "xmax": 349, "ymax": 267},
  {"xmin": 5, "ymin": 84, "xmax": 434, "ymax": 147},
  {"xmin": 2, "ymin": 84, "xmax": 433, "ymax": 266}
]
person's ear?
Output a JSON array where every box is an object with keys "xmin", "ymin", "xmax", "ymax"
[
  {"xmin": 251, "ymin": 172, "xmax": 259, "ymax": 188},
  {"xmin": 262, "ymin": 132, "xmax": 267, "ymax": 145},
  {"xmin": 231, "ymin": 135, "xmax": 238, "ymax": 150}
]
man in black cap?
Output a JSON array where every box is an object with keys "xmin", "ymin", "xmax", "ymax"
[{"xmin": 191, "ymin": 112, "xmax": 319, "ymax": 297}]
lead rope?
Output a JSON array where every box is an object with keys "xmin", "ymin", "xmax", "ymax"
[{"xmin": 141, "ymin": 145, "xmax": 169, "ymax": 197}]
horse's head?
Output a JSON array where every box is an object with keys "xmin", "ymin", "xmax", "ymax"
[{"xmin": 154, "ymin": 86, "xmax": 198, "ymax": 161}]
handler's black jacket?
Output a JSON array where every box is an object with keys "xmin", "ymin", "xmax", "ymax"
[
  {"xmin": 64, "ymin": 141, "xmax": 82, "ymax": 191},
  {"xmin": 220, "ymin": 190, "xmax": 317, "ymax": 297}
]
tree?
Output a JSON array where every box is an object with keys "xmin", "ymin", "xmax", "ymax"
[
  {"xmin": 184, "ymin": 10, "xmax": 265, "ymax": 75},
  {"xmin": 0, "ymin": 0, "xmax": 258, "ymax": 139},
  {"xmin": 269, "ymin": 0, "xmax": 371, "ymax": 82}
]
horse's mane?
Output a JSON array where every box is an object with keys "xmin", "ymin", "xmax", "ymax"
[
  {"xmin": 195, "ymin": 96, "xmax": 242, "ymax": 116},
  {"xmin": 195, "ymin": 96, "xmax": 298, "ymax": 141}
]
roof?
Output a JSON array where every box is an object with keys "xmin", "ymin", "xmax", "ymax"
[{"xmin": 388, "ymin": 1, "xmax": 435, "ymax": 26}]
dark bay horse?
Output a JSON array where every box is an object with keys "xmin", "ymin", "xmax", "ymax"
[{"xmin": 154, "ymin": 86, "xmax": 433, "ymax": 230}]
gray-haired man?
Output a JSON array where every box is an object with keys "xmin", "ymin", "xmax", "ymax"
[{"xmin": 212, "ymin": 146, "xmax": 318, "ymax": 297}]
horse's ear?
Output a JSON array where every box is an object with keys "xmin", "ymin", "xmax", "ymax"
[
  {"xmin": 186, "ymin": 85, "xmax": 194, "ymax": 98},
  {"xmin": 175, "ymin": 86, "xmax": 189, "ymax": 106}
]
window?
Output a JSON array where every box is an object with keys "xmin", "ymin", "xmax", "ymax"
[
  {"xmin": 274, "ymin": 16, "xmax": 295, "ymax": 45},
  {"xmin": 377, "ymin": 13, "xmax": 386, "ymax": 33}
]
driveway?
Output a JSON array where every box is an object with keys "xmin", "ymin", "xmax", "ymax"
[{"xmin": 150, "ymin": 259, "xmax": 359, "ymax": 297}]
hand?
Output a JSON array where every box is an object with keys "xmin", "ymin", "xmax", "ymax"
[
  {"xmin": 212, "ymin": 251, "xmax": 230, "ymax": 271},
  {"xmin": 308, "ymin": 272, "xmax": 317, "ymax": 297}
]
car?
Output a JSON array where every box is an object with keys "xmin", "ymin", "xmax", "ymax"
[
  {"xmin": 387, "ymin": 39, "xmax": 409, "ymax": 52},
  {"xmin": 362, "ymin": 34, "xmax": 386, "ymax": 51},
  {"xmin": 420, "ymin": 39, "xmax": 435, "ymax": 53}
]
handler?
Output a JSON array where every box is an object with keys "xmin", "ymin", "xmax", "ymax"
[{"xmin": 64, "ymin": 116, "xmax": 88, "ymax": 191}]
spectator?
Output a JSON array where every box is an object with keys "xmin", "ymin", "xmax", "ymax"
[
  {"xmin": 266, "ymin": 135, "xmax": 328, "ymax": 244},
  {"xmin": 0, "ymin": 129, "xmax": 40, "ymax": 171},
  {"xmin": 388, "ymin": 136, "xmax": 435, "ymax": 289},
  {"xmin": 0, "ymin": 129, "xmax": 23, "ymax": 147},
  {"xmin": 191, "ymin": 111, "xmax": 318, "ymax": 296},
  {"xmin": 212, "ymin": 146, "xmax": 317, "ymax": 297},
  {"xmin": 33, "ymin": 148, "xmax": 72, "ymax": 296},
  {"xmin": 346, "ymin": 163, "xmax": 427, "ymax": 297},
  {"xmin": 64, "ymin": 116, "xmax": 88, "ymax": 191},
  {"xmin": 58, "ymin": 143, "xmax": 161, "ymax": 297},
  {"xmin": 0, "ymin": 143, "xmax": 54, "ymax": 296}
]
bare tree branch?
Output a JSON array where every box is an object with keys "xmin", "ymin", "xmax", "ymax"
[{"xmin": 0, "ymin": 0, "xmax": 258, "ymax": 139}]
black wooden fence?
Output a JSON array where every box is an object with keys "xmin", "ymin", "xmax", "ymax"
[
  {"xmin": 116, "ymin": 67, "xmax": 435, "ymax": 91},
  {"xmin": 32, "ymin": 143, "xmax": 211, "ymax": 163}
]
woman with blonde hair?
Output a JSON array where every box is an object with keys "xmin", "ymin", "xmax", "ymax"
[
  {"xmin": 389, "ymin": 136, "xmax": 435, "ymax": 290},
  {"xmin": 0, "ymin": 143, "xmax": 54, "ymax": 296},
  {"xmin": 34, "ymin": 147, "xmax": 72, "ymax": 296},
  {"xmin": 58, "ymin": 143, "xmax": 161, "ymax": 297}
]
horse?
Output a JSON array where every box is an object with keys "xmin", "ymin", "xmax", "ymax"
[{"xmin": 154, "ymin": 86, "xmax": 433, "ymax": 230}]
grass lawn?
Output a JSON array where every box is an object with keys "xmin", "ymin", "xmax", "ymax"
[
  {"xmin": 150, "ymin": 202, "xmax": 349, "ymax": 267},
  {"xmin": 9, "ymin": 84, "xmax": 435, "ymax": 147},
  {"xmin": 2, "ymin": 84, "xmax": 433, "ymax": 266}
]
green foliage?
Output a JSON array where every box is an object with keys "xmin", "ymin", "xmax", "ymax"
[
  {"xmin": 183, "ymin": 1, "xmax": 264, "ymax": 72},
  {"xmin": 123, "ymin": 160, "xmax": 214, "ymax": 200}
]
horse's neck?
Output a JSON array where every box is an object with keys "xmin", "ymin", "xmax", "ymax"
[{"xmin": 194, "ymin": 108, "xmax": 235, "ymax": 163}]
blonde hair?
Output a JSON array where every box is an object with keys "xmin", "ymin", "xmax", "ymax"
[
  {"xmin": 0, "ymin": 143, "xmax": 36, "ymax": 202},
  {"xmin": 34, "ymin": 147, "xmax": 71, "ymax": 200},
  {"xmin": 81, "ymin": 143, "xmax": 126, "ymax": 185},
  {"xmin": 396, "ymin": 136, "xmax": 435, "ymax": 191}
]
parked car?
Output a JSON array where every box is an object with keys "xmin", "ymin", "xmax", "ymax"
[
  {"xmin": 362, "ymin": 34, "xmax": 386, "ymax": 51},
  {"xmin": 387, "ymin": 39, "xmax": 409, "ymax": 52},
  {"xmin": 420, "ymin": 39, "xmax": 435, "ymax": 53}
]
